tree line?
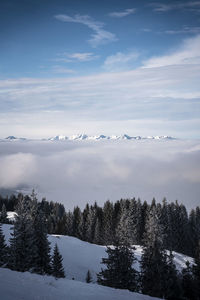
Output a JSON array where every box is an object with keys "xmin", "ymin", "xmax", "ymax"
[
  {"xmin": 0, "ymin": 191, "xmax": 65, "ymax": 279},
  {"xmin": 0, "ymin": 192, "xmax": 200, "ymax": 299},
  {"xmin": 97, "ymin": 203, "xmax": 200, "ymax": 299},
  {"xmin": 1, "ymin": 193, "xmax": 200, "ymax": 258}
]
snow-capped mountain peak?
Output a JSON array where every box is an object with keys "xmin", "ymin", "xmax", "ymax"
[{"xmin": 2, "ymin": 134, "xmax": 176, "ymax": 141}]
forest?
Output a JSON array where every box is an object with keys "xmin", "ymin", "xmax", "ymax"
[{"xmin": 0, "ymin": 192, "xmax": 200, "ymax": 299}]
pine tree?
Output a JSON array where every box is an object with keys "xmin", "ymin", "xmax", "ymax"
[
  {"xmin": 0, "ymin": 223, "xmax": 7, "ymax": 267},
  {"xmin": 52, "ymin": 243, "xmax": 65, "ymax": 278},
  {"xmin": 165, "ymin": 251, "xmax": 182, "ymax": 300},
  {"xmin": 116, "ymin": 200, "xmax": 132, "ymax": 245},
  {"xmin": 193, "ymin": 241, "xmax": 200, "ymax": 299},
  {"xmin": 9, "ymin": 195, "xmax": 36, "ymax": 272},
  {"xmin": 9, "ymin": 193, "xmax": 52, "ymax": 275},
  {"xmin": 9, "ymin": 212, "xmax": 35, "ymax": 271},
  {"xmin": 140, "ymin": 205, "xmax": 169, "ymax": 298},
  {"xmin": 182, "ymin": 261, "xmax": 195, "ymax": 300},
  {"xmin": 97, "ymin": 242, "xmax": 138, "ymax": 292},
  {"xmin": 93, "ymin": 216, "xmax": 103, "ymax": 244},
  {"xmin": 86, "ymin": 270, "xmax": 92, "ymax": 283},
  {"xmin": 188, "ymin": 209, "xmax": 199, "ymax": 257},
  {"xmin": 72, "ymin": 206, "xmax": 82, "ymax": 239},
  {"xmin": 1, "ymin": 204, "xmax": 8, "ymax": 223},
  {"xmin": 102, "ymin": 201, "xmax": 114, "ymax": 245},
  {"xmin": 31, "ymin": 207, "xmax": 52, "ymax": 275}
]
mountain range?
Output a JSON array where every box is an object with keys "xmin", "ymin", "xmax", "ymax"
[{"xmin": 3, "ymin": 134, "xmax": 175, "ymax": 141}]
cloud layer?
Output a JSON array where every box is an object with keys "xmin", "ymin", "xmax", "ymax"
[
  {"xmin": 143, "ymin": 34, "xmax": 200, "ymax": 68},
  {"xmin": 0, "ymin": 139, "xmax": 199, "ymax": 210},
  {"xmin": 0, "ymin": 35, "xmax": 199, "ymax": 138}
]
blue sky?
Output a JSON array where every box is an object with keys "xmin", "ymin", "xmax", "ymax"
[{"xmin": 0, "ymin": 0, "xmax": 200, "ymax": 138}]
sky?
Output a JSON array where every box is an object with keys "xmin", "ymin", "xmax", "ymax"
[{"xmin": 0, "ymin": 0, "xmax": 200, "ymax": 138}]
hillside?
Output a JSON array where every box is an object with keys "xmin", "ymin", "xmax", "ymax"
[
  {"xmin": 0, "ymin": 267, "xmax": 161, "ymax": 300},
  {"xmin": 0, "ymin": 223, "xmax": 165, "ymax": 300},
  {"xmin": 2, "ymin": 224, "xmax": 193, "ymax": 283}
]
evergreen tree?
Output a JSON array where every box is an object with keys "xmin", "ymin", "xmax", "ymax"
[
  {"xmin": 165, "ymin": 251, "xmax": 182, "ymax": 300},
  {"xmin": 52, "ymin": 243, "xmax": 65, "ymax": 278},
  {"xmin": 140, "ymin": 205, "xmax": 169, "ymax": 298},
  {"xmin": 182, "ymin": 261, "xmax": 195, "ymax": 300},
  {"xmin": 139, "ymin": 200, "xmax": 148, "ymax": 244},
  {"xmin": 97, "ymin": 242, "xmax": 138, "ymax": 292},
  {"xmin": 93, "ymin": 216, "xmax": 103, "ymax": 244},
  {"xmin": 0, "ymin": 223, "xmax": 7, "ymax": 267},
  {"xmin": 0, "ymin": 204, "xmax": 8, "ymax": 223},
  {"xmin": 173, "ymin": 202, "xmax": 189, "ymax": 255},
  {"xmin": 193, "ymin": 241, "xmax": 200, "ymax": 299},
  {"xmin": 102, "ymin": 201, "xmax": 114, "ymax": 245},
  {"xmin": 9, "ymin": 195, "xmax": 36, "ymax": 272},
  {"xmin": 65, "ymin": 211, "xmax": 73, "ymax": 236},
  {"xmin": 72, "ymin": 206, "xmax": 82, "ymax": 239},
  {"xmin": 188, "ymin": 209, "xmax": 200, "ymax": 257},
  {"xmin": 116, "ymin": 200, "xmax": 132, "ymax": 245},
  {"xmin": 9, "ymin": 211, "xmax": 35, "ymax": 271},
  {"xmin": 86, "ymin": 270, "xmax": 92, "ymax": 283},
  {"xmin": 31, "ymin": 207, "xmax": 52, "ymax": 275},
  {"xmin": 9, "ymin": 192, "xmax": 52, "ymax": 275}
]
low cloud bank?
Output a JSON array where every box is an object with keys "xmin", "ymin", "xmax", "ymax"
[{"xmin": 0, "ymin": 139, "xmax": 199, "ymax": 210}]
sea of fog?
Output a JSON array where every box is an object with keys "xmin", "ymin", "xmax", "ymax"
[{"xmin": 0, "ymin": 139, "xmax": 199, "ymax": 210}]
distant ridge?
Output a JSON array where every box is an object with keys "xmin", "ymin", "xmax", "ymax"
[
  {"xmin": 1, "ymin": 134, "xmax": 175, "ymax": 141},
  {"xmin": 47, "ymin": 134, "xmax": 175, "ymax": 141},
  {"xmin": 5, "ymin": 136, "xmax": 27, "ymax": 141}
]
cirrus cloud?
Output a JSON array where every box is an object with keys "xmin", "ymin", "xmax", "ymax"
[{"xmin": 55, "ymin": 14, "xmax": 117, "ymax": 47}]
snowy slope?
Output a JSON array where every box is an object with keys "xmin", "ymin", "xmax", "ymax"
[
  {"xmin": 0, "ymin": 268, "xmax": 160, "ymax": 300},
  {"xmin": 2, "ymin": 224, "xmax": 193, "ymax": 283}
]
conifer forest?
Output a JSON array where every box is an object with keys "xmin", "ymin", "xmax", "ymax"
[{"xmin": 0, "ymin": 192, "xmax": 200, "ymax": 299}]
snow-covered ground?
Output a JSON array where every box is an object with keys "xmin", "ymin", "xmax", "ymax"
[
  {"xmin": 6, "ymin": 211, "xmax": 17, "ymax": 222},
  {"xmin": 1, "ymin": 221, "xmax": 165, "ymax": 300},
  {"xmin": 0, "ymin": 267, "xmax": 161, "ymax": 300},
  {"xmin": 1, "ymin": 224, "xmax": 194, "ymax": 300},
  {"xmin": 2, "ymin": 224, "xmax": 193, "ymax": 283}
]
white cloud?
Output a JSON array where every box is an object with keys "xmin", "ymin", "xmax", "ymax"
[
  {"xmin": 0, "ymin": 153, "xmax": 37, "ymax": 188},
  {"xmin": 0, "ymin": 36, "xmax": 200, "ymax": 139},
  {"xmin": 55, "ymin": 14, "xmax": 117, "ymax": 47},
  {"xmin": 108, "ymin": 8, "xmax": 136, "ymax": 18},
  {"xmin": 151, "ymin": 1, "xmax": 200, "ymax": 12},
  {"xmin": 55, "ymin": 52, "xmax": 99, "ymax": 63},
  {"xmin": 142, "ymin": 34, "xmax": 200, "ymax": 68},
  {"xmin": 52, "ymin": 65, "xmax": 75, "ymax": 74},
  {"xmin": 103, "ymin": 51, "xmax": 139, "ymax": 71},
  {"xmin": 66, "ymin": 52, "xmax": 98, "ymax": 61},
  {"xmin": 164, "ymin": 26, "xmax": 200, "ymax": 35},
  {"xmin": 0, "ymin": 140, "xmax": 200, "ymax": 210}
]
